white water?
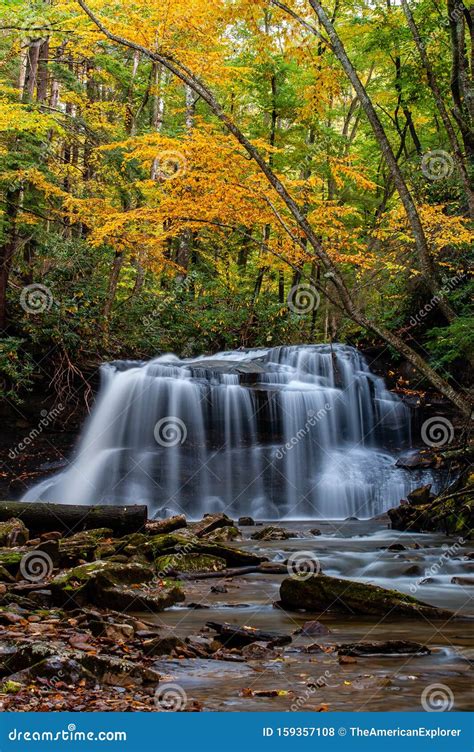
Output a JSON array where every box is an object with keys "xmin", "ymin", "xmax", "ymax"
[{"xmin": 23, "ymin": 344, "xmax": 437, "ymax": 519}]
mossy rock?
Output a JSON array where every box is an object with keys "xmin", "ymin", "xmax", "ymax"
[
  {"xmin": 155, "ymin": 553, "xmax": 227, "ymax": 574},
  {"xmin": 99, "ymin": 582, "xmax": 184, "ymax": 612},
  {"xmin": 279, "ymin": 574, "xmax": 456, "ymax": 620},
  {"xmin": 251, "ymin": 526, "xmax": 295, "ymax": 541},
  {"xmin": 205, "ymin": 526, "xmax": 242, "ymax": 543},
  {"xmin": 0, "ymin": 518, "xmax": 29, "ymax": 547},
  {"xmin": 0, "ymin": 549, "xmax": 24, "ymax": 575},
  {"xmin": 50, "ymin": 560, "xmax": 154, "ymax": 606}
]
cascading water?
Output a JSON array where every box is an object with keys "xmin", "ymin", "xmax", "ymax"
[{"xmin": 22, "ymin": 344, "xmax": 437, "ymax": 519}]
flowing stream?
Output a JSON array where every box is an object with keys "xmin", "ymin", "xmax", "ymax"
[{"xmin": 23, "ymin": 344, "xmax": 437, "ymax": 518}]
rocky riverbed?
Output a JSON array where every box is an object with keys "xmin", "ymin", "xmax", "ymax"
[{"xmin": 0, "ymin": 507, "xmax": 472, "ymax": 712}]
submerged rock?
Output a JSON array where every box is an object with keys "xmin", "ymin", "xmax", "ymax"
[
  {"xmin": 336, "ymin": 640, "xmax": 430, "ymax": 656},
  {"xmin": 279, "ymin": 574, "xmax": 456, "ymax": 619},
  {"xmin": 206, "ymin": 621, "xmax": 291, "ymax": 648}
]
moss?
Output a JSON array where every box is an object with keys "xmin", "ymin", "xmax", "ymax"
[
  {"xmin": 155, "ymin": 553, "xmax": 227, "ymax": 573},
  {"xmin": 1, "ymin": 680, "xmax": 22, "ymax": 694}
]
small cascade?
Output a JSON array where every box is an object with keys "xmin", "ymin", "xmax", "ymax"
[{"xmin": 22, "ymin": 344, "xmax": 437, "ymax": 519}]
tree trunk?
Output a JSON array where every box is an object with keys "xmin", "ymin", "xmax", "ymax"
[
  {"xmin": 75, "ymin": 0, "xmax": 473, "ymax": 417},
  {"xmin": 0, "ymin": 188, "xmax": 21, "ymax": 330},
  {"xmin": 0, "ymin": 501, "xmax": 147, "ymax": 535},
  {"xmin": 307, "ymin": 0, "xmax": 457, "ymax": 323},
  {"xmin": 401, "ymin": 0, "xmax": 474, "ymax": 218}
]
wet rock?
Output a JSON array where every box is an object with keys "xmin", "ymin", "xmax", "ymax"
[
  {"xmin": 310, "ymin": 528, "xmax": 321, "ymax": 536},
  {"xmin": 144, "ymin": 515, "xmax": 187, "ymax": 535},
  {"xmin": 50, "ymin": 560, "xmax": 154, "ymax": 606},
  {"xmin": 99, "ymin": 582, "xmax": 184, "ymax": 612},
  {"xmin": 345, "ymin": 516, "xmax": 359, "ymax": 521},
  {"xmin": 155, "ymin": 552, "xmax": 227, "ymax": 574},
  {"xmin": 191, "ymin": 514, "xmax": 234, "ymax": 539},
  {"xmin": 336, "ymin": 640, "xmax": 430, "ymax": 657},
  {"xmin": 143, "ymin": 635, "xmax": 185, "ymax": 656},
  {"xmin": 238, "ymin": 517, "xmax": 255, "ymax": 526},
  {"xmin": 251, "ymin": 526, "xmax": 296, "ymax": 541},
  {"xmin": 80, "ymin": 653, "xmax": 160, "ymax": 686},
  {"xmin": 88, "ymin": 620, "xmax": 134, "ymax": 641},
  {"xmin": 339, "ymin": 655, "xmax": 357, "ymax": 665},
  {"xmin": 258, "ymin": 562, "xmax": 288, "ymax": 574},
  {"xmin": 407, "ymin": 484, "xmax": 433, "ymax": 505},
  {"xmin": 0, "ymin": 565, "xmax": 15, "ymax": 582},
  {"xmin": 451, "ymin": 576, "xmax": 474, "ymax": 586},
  {"xmin": 205, "ymin": 526, "xmax": 242, "ymax": 543},
  {"xmin": 34, "ymin": 539, "xmax": 60, "ymax": 566},
  {"xmin": 389, "ymin": 468, "xmax": 473, "ymax": 538},
  {"xmin": 210, "ymin": 584, "xmax": 228, "ymax": 594},
  {"xmin": 0, "ymin": 519, "xmax": 29, "ymax": 547},
  {"xmin": 58, "ymin": 529, "xmax": 113, "ymax": 567},
  {"xmin": 293, "ymin": 620, "xmax": 331, "ymax": 636},
  {"xmin": 396, "ymin": 450, "xmax": 436, "ymax": 469},
  {"xmin": 206, "ymin": 621, "xmax": 292, "ymax": 648},
  {"xmin": 279, "ymin": 574, "xmax": 456, "ymax": 619},
  {"xmin": 241, "ymin": 642, "xmax": 278, "ymax": 660},
  {"xmin": 404, "ymin": 564, "xmax": 422, "ymax": 576}
]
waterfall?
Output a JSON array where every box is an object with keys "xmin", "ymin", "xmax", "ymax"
[{"xmin": 22, "ymin": 344, "xmax": 436, "ymax": 519}]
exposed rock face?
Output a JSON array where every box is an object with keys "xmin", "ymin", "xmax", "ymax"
[{"xmin": 279, "ymin": 574, "xmax": 456, "ymax": 619}]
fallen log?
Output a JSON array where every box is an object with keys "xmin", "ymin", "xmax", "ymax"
[
  {"xmin": 206, "ymin": 621, "xmax": 292, "ymax": 647},
  {"xmin": 0, "ymin": 501, "xmax": 147, "ymax": 536}
]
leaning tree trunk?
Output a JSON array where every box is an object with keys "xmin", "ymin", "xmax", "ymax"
[
  {"xmin": 401, "ymin": 0, "xmax": 474, "ymax": 218},
  {"xmin": 306, "ymin": 0, "xmax": 457, "ymax": 323},
  {"xmin": 74, "ymin": 0, "xmax": 473, "ymax": 417}
]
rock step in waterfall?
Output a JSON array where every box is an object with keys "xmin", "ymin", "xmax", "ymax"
[{"xmin": 22, "ymin": 345, "xmax": 437, "ymax": 519}]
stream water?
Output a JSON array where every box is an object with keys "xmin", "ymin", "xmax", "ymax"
[
  {"xmin": 22, "ymin": 345, "xmax": 438, "ymax": 519},
  {"xmin": 149, "ymin": 521, "xmax": 473, "ymax": 712}
]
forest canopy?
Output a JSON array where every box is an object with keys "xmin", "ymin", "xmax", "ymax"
[{"xmin": 0, "ymin": 0, "xmax": 472, "ymax": 412}]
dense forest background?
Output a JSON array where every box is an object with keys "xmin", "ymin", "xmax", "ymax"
[{"xmin": 0, "ymin": 0, "xmax": 472, "ymax": 413}]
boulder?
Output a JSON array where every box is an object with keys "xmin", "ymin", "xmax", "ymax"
[
  {"xmin": 142, "ymin": 533, "xmax": 266, "ymax": 568},
  {"xmin": 145, "ymin": 515, "xmax": 187, "ymax": 535},
  {"xmin": 251, "ymin": 526, "xmax": 296, "ymax": 541},
  {"xmin": 0, "ymin": 519, "xmax": 29, "ymax": 547},
  {"xmin": 155, "ymin": 553, "xmax": 227, "ymax": 574},
  {"xmin": 50, "ymin": 560, "xmax": 154, "ymax": 605},
  {"xmin": 99, "ymin": 582, "xmax": 184, "ymax": 612},
  {"xmin": 279, "ymin": 574, "xmax": 457, "ymax": 619},
  {"xmin": 0, "ymin": 550, "xmax": 23, "ymax": 576},
  {"xmin": 407, "ymin": 484, "xmax": 434, "ymax": 505},
  {"xmin": 58, "ymin": 528, "xmax": 114, "ymax": 567},
  {"xmin": 206, "ymin": 621, "xmax": 292, "ymax": 648},
  {"xmin": 190, "ymin": 513, "xmax": 234, "ymax": 538},
  {"xmin": 238, "ymin": 517, "xmax": 255, "ymax": 526},
  {"xmin": 205, "ymin": 526, "xmax": 242, "ymax": 543}
]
